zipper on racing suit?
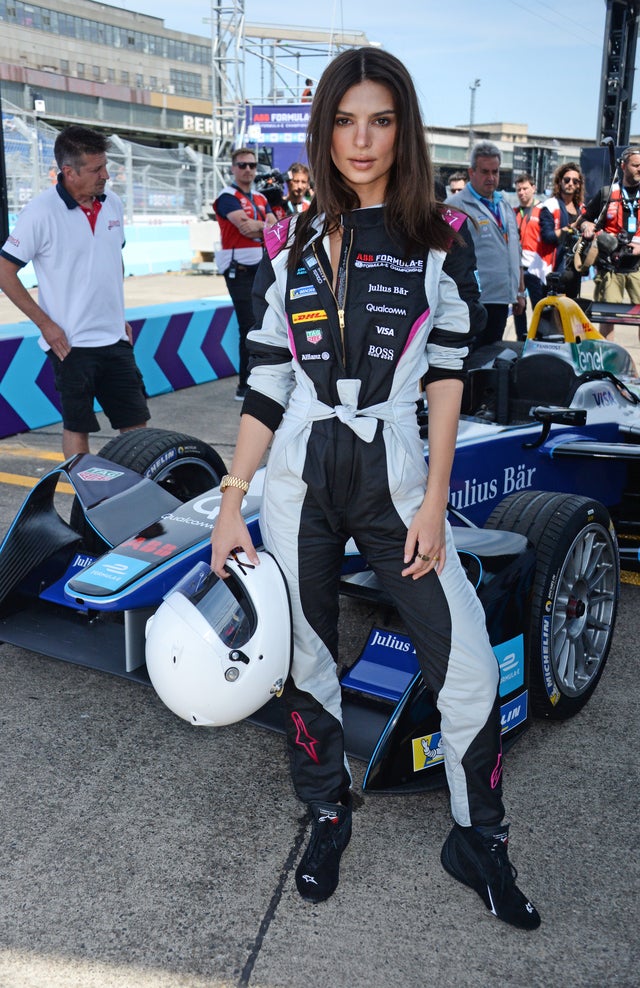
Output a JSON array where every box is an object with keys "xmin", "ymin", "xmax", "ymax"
[{"xmin": 311, "ymin": 225, "xmax": 353, "ymax": 369}]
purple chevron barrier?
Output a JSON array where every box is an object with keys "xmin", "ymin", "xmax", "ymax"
[{"xmin": 0, "ymin": 298, "xmax": 239, "ymax": 440}]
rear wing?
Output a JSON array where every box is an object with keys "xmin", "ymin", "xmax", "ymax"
[{"xmin": 577, "ymin": 299, "xmax": 640, "ymax": 327}]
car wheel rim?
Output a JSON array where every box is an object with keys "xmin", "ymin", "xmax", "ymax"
[
  {"xmin": 151, "ymin": 457, "xmax": 221, "ymax": 502},
  {"xmin": 550, "ymin": 524, "xmax": 617, "ymax": 697}
]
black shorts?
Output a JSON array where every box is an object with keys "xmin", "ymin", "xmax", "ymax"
[{"xmin": 47, "ymin": 340, "xmax": 150, "ymax": 434}]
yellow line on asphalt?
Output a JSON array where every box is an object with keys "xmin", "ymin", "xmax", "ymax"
[
  {"xmin": 621, "ymin": 570, "xmax": 640, "ymax": 586},
  {"xmin": 0, "ymin": 471, "xmax": 73, "ymax": 494},
  {"xmin": 1, "ymin": 444, "xmax": 63, "ymax": 462}
]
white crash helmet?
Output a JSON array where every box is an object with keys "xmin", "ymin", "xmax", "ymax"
[{"xmin": 145, "ymin": 552, "xmax": 291, "ymax": 726}]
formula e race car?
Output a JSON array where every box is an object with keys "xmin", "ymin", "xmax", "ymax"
[
  {"xmin": 447, "ymin": 292, "xmax": 640, "ymax": 572},
  {"xmin": 0, "ymin": 291, "xmax": 635, "ymax": 795}
]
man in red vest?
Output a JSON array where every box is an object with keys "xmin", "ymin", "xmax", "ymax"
[
  {"xmin": 513, "ymin": 172, "xmax": 543, "ymax": 340},
  {"xmin": 214, "ymin": 148, "xmax": 275, "ymax": 399}
]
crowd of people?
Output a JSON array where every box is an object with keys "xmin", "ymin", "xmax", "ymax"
[
  {"xmin": 2, "ymin": 123, "xmax": 637, "ymax": 440},
  {"xmin": 445, "ymin": 142, "xmax": 640, "ymax": 345}
]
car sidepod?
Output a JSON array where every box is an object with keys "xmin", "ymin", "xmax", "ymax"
[{"xmin": 339, "ymin": 526, "xmax": 536, "ymax": 794}]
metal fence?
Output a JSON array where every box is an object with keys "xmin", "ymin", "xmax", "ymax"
[{"xmin": 2, "ymin": 100, "xmax": 215, "ymax": 223}]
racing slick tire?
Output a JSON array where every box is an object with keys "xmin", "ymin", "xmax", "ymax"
[
  {"xmin": 70, "ymin": 428, "xmax": 227, "ymax": 547},
  {"xmin": 93, "ymin": 428, "xmax": 227, "ymax": 501},
  {"xmin": 484, "ymin": 490, "xmax": 619, "ymax": 720}
]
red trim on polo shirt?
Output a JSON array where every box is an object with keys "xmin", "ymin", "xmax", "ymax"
[{"xmin": 80, "ymin": 198, "xmax": 102, "ymax": 232}]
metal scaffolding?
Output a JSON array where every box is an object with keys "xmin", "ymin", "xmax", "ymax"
[
  {"xmin": 206, "ymin": 10, "xmax": 373, "ymax": 196},
  {"xmin": 209, "ymin": 1, "xmax": 246, "ymax": 197},
  {"xmin": 597, "ymin": 0, "xmax": 640, "ymax": 144},
  {"xmin": 244, "ymin": 23, "xmax": 373, "ymax": 104}
]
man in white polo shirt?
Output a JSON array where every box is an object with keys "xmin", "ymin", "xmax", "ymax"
[{"xmin": 0, "ymin": 125, "xmax": 149, "ymax": 456}]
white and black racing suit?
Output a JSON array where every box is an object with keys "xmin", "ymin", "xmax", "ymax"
[{"xmin": 241, "ymin": 206, "xmax": 505, "ymax": 829}]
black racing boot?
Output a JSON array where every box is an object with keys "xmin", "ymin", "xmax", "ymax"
[
  {"xmin": 295, "ymin": 795, "xmax": 352, "ymax": 903},
  {"xmin": 441, "ymin": 822, "xmax": 541, "ymax": 930}
]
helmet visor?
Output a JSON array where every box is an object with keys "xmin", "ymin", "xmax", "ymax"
[{"xmin": 168, "ymin": 561, "xmax": 255, "ymax": 648}]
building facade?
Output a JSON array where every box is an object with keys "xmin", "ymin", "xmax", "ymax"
[
  {"xmin": 0, "ymin": 0, "xmax": 600, "ymax": 187},
  {"xmin": 0, "ymin": 0, "xmax": 215, "ymax": 150}
]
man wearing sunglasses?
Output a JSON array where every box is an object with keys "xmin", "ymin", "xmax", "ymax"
[
  {"xmin": 214, "ymin": 148, "xmax": 276, "ymax": 399},
  {"xmin": 529, "ymin": 163, "xmax": 585, "ymax": 301}
]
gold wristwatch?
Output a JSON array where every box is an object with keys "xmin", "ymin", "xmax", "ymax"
[{"xmin": 219, "ymin": 474, "xmax": 250, "ymax": 494}]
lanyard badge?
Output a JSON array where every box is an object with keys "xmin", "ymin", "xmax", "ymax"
[{"xmin": 622, "ymin": 187, "xmax": 639, "ymax": 233}]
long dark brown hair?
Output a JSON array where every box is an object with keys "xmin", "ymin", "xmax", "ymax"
[{"xmin": 289, "ymin": 47, "xmax": 454, "ymax": 266}]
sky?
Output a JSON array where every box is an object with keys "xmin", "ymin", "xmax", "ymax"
[{"xmin": 110, "ymin": 0, "xmax": 630, "ymax": 141}]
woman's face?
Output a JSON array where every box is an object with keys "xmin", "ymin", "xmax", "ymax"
[{"xmin": 331, "ymin": 79, "xmax": 398, "ymax": 208}]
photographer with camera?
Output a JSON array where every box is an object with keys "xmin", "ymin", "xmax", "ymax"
[
  {"xmin": 213, "ymin": 148, "xmax": 276, "ymax": 400},
  {"xmin": 578, "ymin": 146, "xmax": 640, "ymax": 338}
]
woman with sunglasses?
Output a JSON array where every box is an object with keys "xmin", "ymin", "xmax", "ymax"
[
  {"xmin": 210, "ymin": 47, "xmax": 540, "ymax": 931},
  {"xmin": 531, "ymin": 162, "xmax": 586, "ymax": 298}
]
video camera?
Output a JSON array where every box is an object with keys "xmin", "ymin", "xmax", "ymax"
[
  {"xmin": 594, "ymin": 230, "xmax": 640, "ymax": 274},
  {"xmin": 254, "ymin": 168, "xmax": 287, "ymax": 210}
]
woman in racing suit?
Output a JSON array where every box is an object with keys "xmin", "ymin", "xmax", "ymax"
[{"xmin": 210, "ymin": 47, "xmax": 540, "ymax": 931}]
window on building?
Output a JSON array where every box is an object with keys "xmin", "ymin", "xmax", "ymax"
[
  {"xmin": 0, "ymin": 4, "xmax": 210, "ymax": 74},
  {"xmin": 59, "ymin": 13, "xmax": 73, "ymax": 37},
  {"xmin": 77, "ymin": 63, "xmax": 85, "ymax": 78},
  {"xmin": 18, "ymin": 4, "xmax": 35, "ymax": 27},
  {"xmin": 170, "ymin": 69, "xmax": 203, "ymax": 99},
  {"xmin": 136, "ymin": 73, "xmax": 143, "ymax": 88},
  {"xmin": 121, "ymin": 70, "xmax": 129, "ymax": 85}
]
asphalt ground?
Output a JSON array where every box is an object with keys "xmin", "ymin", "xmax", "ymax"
[{"xmin": 0, "ymin": 273, "xmax": 638, "ymax": 987}]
